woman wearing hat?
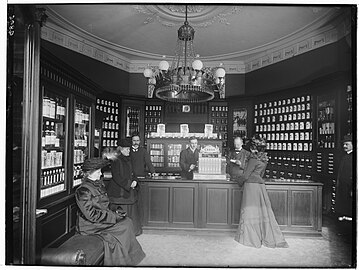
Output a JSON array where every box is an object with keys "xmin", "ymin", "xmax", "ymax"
[
  {"xmin": 107, "ymin": 138, "xmax": 142, "ymax": 236},
  {"xmin": 234, "ymin": 135, "xmax": 288, "ymax": 248},
  {"xmin": 75, "ymin": 157, "xmax": 145, "ymax": 266}
]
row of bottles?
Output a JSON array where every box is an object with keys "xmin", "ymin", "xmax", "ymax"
[
  {"xmin": 254, "ymin": 94, "xmax": 313, "ymax": 179},
  {"xmin": 73, "ymin": 165, "xmax": 84, "ymax": 187},
  {"xmin": 42, "ymin": 95, "xmax": 66, "ymax": 120},
  {"xmin": 266, "ymin": 142, "xmax": 313, "ymax": 151},
  {"xmin": 102, "ymin": 139, "xmax": 118, "ymax": 148},
  {"xmin": 317, "ymin": 98, "xmax": 335, "ymax": 149},
  {"xmin": 145, "ymin": 104, "xmax": 163, "ymax": 145},
  {"xmin": 97, "ymin": 97, "xmax": 120, "ymax": 150},
  {"xmin": 167, "ymin": 143, "xmax": 182, "ymax": 167},
  {"xmin": 255, "ymin": 95, "xmax": 311, "ymax": 110},
  {"xmin": 40, "ymin": 168, "xmax": 65, "ymax": 198},
  {"xmin": 41, "ymin": 150, "xmax": 63, "ymax": 169},
  {"xmin": 211, "ymin": 106, "xmax": 228, "ymax": 118},
  {"xmin": 149, "ymin": 143, "xmax": 165, "ymax": 167},
  {"xmin": 209, "ymin": 105, "xmax": 228, "ymax": 148},
  {"xmin": 41, "ymin": 92, "xmax": 67, "ymax": 198},
  {"xmin": 42, "ymin": 121, "xmax": 65, "ymax": 147},
  {"xmin": 74, "ymin": 106, "xmax": 90, "ymax": 124},
  {"xmin": 126, "ymin": 106, "xmax": 141, "ymax": 137}
]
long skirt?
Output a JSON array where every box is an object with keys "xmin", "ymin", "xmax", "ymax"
[
  {"xmin": 110, "ymin": 200, "xmax": 142, "ymax": 236},
  {"xmin": 86, "ymin": 217, "xmax": 145, "ymax": 266},
  {"xmin": 235, "ymin": 182, "xmax": 288, "ymax": 248}
]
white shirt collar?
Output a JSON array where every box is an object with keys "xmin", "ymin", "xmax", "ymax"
[{"xmin": 347, "ymin": 150, "xmax": 353, "ymax": 154}]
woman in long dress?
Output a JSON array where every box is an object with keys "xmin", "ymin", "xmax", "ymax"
[
  {"xmin": 75, "ymin": 157, "xmax": 146, "ymax": 266},
  {"xmin": 235, "ymin": 135, "xmax": 288, "ymax": 248}
]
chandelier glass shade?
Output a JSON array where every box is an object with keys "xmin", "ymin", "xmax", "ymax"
[{"xmin": 143, "ymin": 6, "xmax": 226, "ymax": 103}]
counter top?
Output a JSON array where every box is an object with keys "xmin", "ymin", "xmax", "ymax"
[{"xmin": 139, "ymin": 176, "xmax": 323, "ymax": 186}]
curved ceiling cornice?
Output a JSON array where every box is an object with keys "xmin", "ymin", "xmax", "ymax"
[{"xmin": 40, "ymin": 5, "xmax": 351, "ymax": 74}]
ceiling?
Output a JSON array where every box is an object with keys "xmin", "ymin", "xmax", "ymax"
[{"xmin": 40, "ymin": 4, "xmax": 349, "ymax": 73}]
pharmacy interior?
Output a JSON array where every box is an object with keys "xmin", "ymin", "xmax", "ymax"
[{"xmin": 7, "ymin": 5, "xmax": 354, "ymax": 264}]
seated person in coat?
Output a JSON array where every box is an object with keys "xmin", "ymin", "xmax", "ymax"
[{"xmin": 75, "ymin": 157, "xmax": 146, "ymax": 266}]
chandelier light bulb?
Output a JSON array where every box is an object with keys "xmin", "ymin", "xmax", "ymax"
[
  {"xmin": 143, "ymin": 68, "xmax": 153, "ymax": 78},
  {"xmin": 149, "ymin": 77, "xmax": 156, "ymax": 85},
  {"xmin": 215, "ymin": 67, "xmax": 226, "ymax": 78},
  {"xmin": 192, "ymin": 59, "xmax": 203, "ymax": 70},
  {"xmin": 159, "ymin": 60, "xmax": 169, "ymax": 71}
]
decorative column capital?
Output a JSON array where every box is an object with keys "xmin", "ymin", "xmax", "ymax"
[
  {"xmin": 34, "ymin": 7, "xmax": 48, "ymax": 27},
  {"xmin": 7, "ymin": 6, "xmax": 15, "ymax": 36}
]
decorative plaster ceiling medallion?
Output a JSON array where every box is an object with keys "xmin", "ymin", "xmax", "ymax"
[{"xmin": 132, "ymin": 5, "xmax": 241, "ymax": 28}]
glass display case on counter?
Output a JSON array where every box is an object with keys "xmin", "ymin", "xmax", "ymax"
[{"xmin": 147, "ymin": 138, "xmax": 223, "ymax": 173}]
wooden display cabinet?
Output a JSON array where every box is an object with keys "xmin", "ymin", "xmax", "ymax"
[
  {"xmin": 38, "ymin": 48, "xmax": 98, "ymax": 250},
  {"xmin": 147, "ymin": 138, "xmax": 223, "ymax": 173}
]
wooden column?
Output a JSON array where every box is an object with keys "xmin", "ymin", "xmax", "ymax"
[{"xmin": 19, "ymin": 6, "xmax": 47, "ymax": 264}]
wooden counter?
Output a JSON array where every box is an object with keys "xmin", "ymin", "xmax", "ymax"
[{"xmin": 139, "ymin": 178, "xmax": 323, "ymax": 236}]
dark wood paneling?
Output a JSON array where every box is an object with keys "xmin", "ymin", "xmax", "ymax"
[
  {"xmin": 231, "ymin": 188, "xmax": 242, "ymax": 225},
  {"xmin": 148, "ymin": 187, "xmax": 170, "ymax": 223},
  {"xmin": 141, "ymin": 179, "xmax": 322, "ymax": 235},
  {"xmin": 291, "ymin": 190, "xmax": 314, "ymax": 227},
  {"xmin": 267, "ymin": 189, "xmax": 289, "ymax": 226},
  {"xmin": 206, "ymin": 188, "xmax": 229, "ymax": 225},
  {"xmin": 41, "ymin": 209, "xmax": 67, "ymax": 248},
  {"xmin": 69, "ymin": 203, "xmax": 78, "ymax": 231},
  {"xmin": 172, "ymin": 187, "xmax": 195, "ymax": 225}
]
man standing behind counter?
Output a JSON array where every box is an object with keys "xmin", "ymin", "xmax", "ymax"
[
  {"xmin": 180, "ymin": 136, "xmax": 199, "ymax": 180},
  {"xmin": 227, "ymin": 137, "xmax": 251, "ymax": 185},
  {"xmin": 130, "ymin": 133, "xmax": 156, "ymax": 178}
]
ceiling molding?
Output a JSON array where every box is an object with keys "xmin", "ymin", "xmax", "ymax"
[
  {"xmin": 131, "ymin": 5, "xmax": 242, "ymax": 28},
  {"xmin": 40, "ymin": 6, "xmax": 351, "ymax": 75}
]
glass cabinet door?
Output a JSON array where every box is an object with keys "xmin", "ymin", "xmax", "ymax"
[
  {"xmin": 317, "ymin": 97, "xmax": 335, "ymax": 149},
  {"xmin": 40, "ymin": 91, "xmax": 67, "ymax": 198},
  {"xmin": 73, "ymin": 101, "xmax": 91, "ymax": 187}
]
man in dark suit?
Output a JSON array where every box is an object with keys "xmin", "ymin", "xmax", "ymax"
[
  {"xmin": 335, "ymin": 134, "xmax": 353, "ymax": 221},
  {"xmin": 226, "ymin": 137, "xmax": 251, "ymax": 184},
  {"xmin": 130, "ymin": 133, "xmax": 155, "ymax": 178},
  {"xmin": 179, "ymin": 136, "xmax": 199, "ymax": 180}
]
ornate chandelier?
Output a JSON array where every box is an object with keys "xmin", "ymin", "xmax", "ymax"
[{"xmin": 143, "ymin": 5, "xmax": 226, "ymax": 103}]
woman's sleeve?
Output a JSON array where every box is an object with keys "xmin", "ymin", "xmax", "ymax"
[
  {"xmin": 75, "ymin": 186, "xmax": 117, "ymax": 224},
  {"xmin": 111, "ymin": 159, "xmax": 131, "ymax": 191},
  {"xmin": 242, "ymin": 159, "xmax": 257, "ymax": 181}
]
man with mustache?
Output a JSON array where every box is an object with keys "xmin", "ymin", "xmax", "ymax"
[{"xmin": 130, "ymin": 133, "xmax": 156, "ymax": 178}]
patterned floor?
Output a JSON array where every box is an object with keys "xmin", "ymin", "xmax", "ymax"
[{"xmin": 137, "ymin": 214, "xmax": 355, "ymax": 268}]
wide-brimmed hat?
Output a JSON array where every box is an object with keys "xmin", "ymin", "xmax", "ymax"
[
  {"xmin": 82, "ymin": 158, "xmax": 110, "ymax": 172},
  {"xmin": 118, "ymin": 138, "xmax": 131, "ymax": 147},
  {"xmin": 251, "ymin": 134, "xmax": 267, "ymax": 147},
  {"xmin": 342, "ymin": 134, "xmax": 352, "ymax": 143}
]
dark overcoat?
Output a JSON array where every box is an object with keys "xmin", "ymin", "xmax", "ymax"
[
  {"xmin": 130, "ymin": 147, "xmax": 155, "ymax": 177},
  {"xmin": 75, "ymin": 178, "xmax": 145, "ymax": 266},
  {"xmin": 179, "ymin": 147, "xmax": 199, "ymax": 179},
  {"xmin": 335, "ymin": 152, "xmax": 353, "ymax": 216}
]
